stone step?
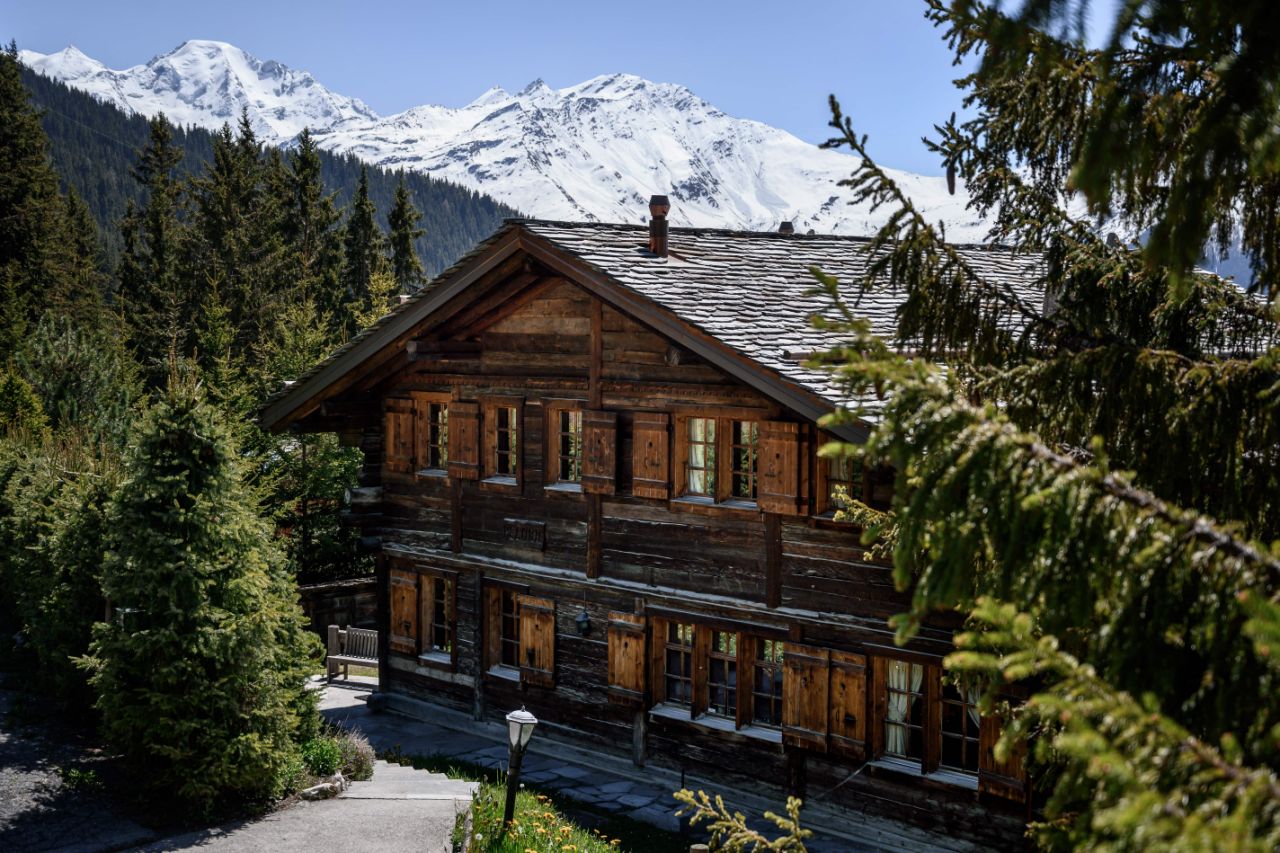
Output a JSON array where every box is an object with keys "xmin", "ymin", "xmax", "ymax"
[{"xmin": 342, "ymin": 760, "xmax": 478, "ymax": 802}]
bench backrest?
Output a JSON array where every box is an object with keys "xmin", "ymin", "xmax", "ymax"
[{"xmin": 343, "ymin": 626, "xmax": 379, "ymax": 659}]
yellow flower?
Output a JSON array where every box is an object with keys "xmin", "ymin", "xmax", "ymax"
[
  {"xmin": 610, "ymin": 840, "xmax": 621, "ymax": 847},
  {"xmin": 559, "ymin": 826, "xmax": 573, "ymax": 836}
]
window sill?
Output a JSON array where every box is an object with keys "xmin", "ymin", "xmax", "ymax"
[
  {"xmin": 544, "ymin": 482, "xmax": 583, "ymax": 497},
  {"xmin": 486, "ymin": 664, "xmax": 521, "ymax": 683},
  {"xmin": 870, "ymin": 757, "xmax": 979, "ymax": 792},
  {"xmin": 669, "ymin": 496, "xmax": 761, "ymax": 518},
  {"xmin": 417, "ymin": 650, "xmax": 454, "ymax": 670},
  {"xmin": 480, "ymin": 476, "xmax": 521, "ymax": 494},
  {"xmin": 649, "ymin": 703, "xmax": 783, "ymax": 744},
  {"xmin": 415, "ymin": 468, "xmax": 449, "ymax": 480}
]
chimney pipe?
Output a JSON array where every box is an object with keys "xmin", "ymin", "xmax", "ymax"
[
  {"xmin": 648, "ymin": 195, "xmax": 670, "ymax": 257},
  {"xmin": 779, "ymin": 221, "xmax": 795, "ymax": 235}
]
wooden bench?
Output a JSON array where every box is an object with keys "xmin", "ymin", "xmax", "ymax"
[{"xmin": 326, "ymin": 625, "xmax": 379, "ymax": 681}]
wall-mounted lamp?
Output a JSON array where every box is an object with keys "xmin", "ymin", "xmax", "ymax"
[{"xmin": 575, "ymin": 609, "xmax": 591, "ymax": 637}]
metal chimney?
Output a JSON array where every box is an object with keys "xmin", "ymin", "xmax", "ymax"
[
  {"xmin": 779, "ymin": 221, "xmax": 795, "ymax": 235},
  {"xmin": 648, "ymin": 195, "xmax": 671, "ymax": 257}
]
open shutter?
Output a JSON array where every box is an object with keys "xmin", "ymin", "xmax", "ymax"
[
  {"xmin": 979, "ymin": 707, "xmax": 1028, "ymax": 802},
  {"xmin": 384, "ymin": 399, "xmax": 415, "ymax": 474},
  {"xmin": 828, "ymin": 651, "xmax": 867, "ymax": 760},
  {"xmin": 648, "ymin": 617, "xmax": 668, "ymax": 704},
  {"xmin": 782, "ymin": 644, "xmax": 830, "ymax": 751},
  {"xmin": 758, "ymin": 421, "xmax": 802, "ymax": 515},
  {"xmin": 389, "ymin": 569, "xmax": 418, "ymax": 654},
  {"xmin": 418, "ymin": 575, "xmax": 435, "ymax": 654},
  {"xmin": 484, "ymin": 587, "xmax": 503, "ymax": 668},
  {"xmin": 582, "ymin": 410, "xmax": 617, "ymax": 495},
  {"xmin": 518, "ymin": 594, "xmax": 556, "ymax": 687},
  {"xmin": 632, "ymin": 412, "xmax": 670, "ymax": 499},
  {"xmin": 607, "ymin": 612, "xmax": 646, "ymax": 706},
  {"xmin": 447, "ymin": 401, "xmax": 480, "ymax": 480}
]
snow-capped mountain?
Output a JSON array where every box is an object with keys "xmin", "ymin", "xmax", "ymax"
[{"xmin": 20, "ymin": 41, "xmax": 985, "ymax": 239}]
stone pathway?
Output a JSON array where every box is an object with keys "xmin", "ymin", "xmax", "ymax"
[{"xmin": 320, "ymin": 679, "xmax": 978, "ymax": 852}]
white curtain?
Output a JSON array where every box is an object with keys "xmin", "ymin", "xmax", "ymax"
[
  {"xmin": 885, "ymin": 660, "xmax": 924, "ymax": 755},
  {"xmin": 965, "ymin": 686, "xmax": 982, "ymax": 729}
]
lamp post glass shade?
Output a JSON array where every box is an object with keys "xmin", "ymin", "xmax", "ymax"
[{"xmin": 506, "ymin": 706, "xmax": 538, "ymax": 750}]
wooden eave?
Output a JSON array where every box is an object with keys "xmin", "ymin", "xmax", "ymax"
[{"xmin": 261, "ymin": 222, "xmax": 870, "ymax": 443}]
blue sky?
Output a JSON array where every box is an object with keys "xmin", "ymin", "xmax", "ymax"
[{"xmin": 6, "ymin": 1, "xmax": 1111, "ymax": 176}]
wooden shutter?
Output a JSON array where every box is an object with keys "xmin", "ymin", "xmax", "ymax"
[
  {"xmin": 979, "ymin": 707, "xmax": 1028, "ymax": 802},
  {"xmin": 447, "ymin": 401, "xmax": 480, "ymax": 480},
  {"xmin": 389, "ymin": 569, "xmax": 418, "ymax": 654},
  {"xmin": 418, "ymin": 574, "xmax": 434, "ymax": 654},
  {"xmin": 484, "ymin": 586, "xmax": 503, "ymax": 668},
  {"xmin": 518, "ymin": 594, "xmax": 556, "ymax": 687},
  {"xmin": 782, "ymin": 644, "xmax": 830, "ymax": 751},
  {"xmin": 632, "ymin": 412, "xmax": 670, "ymax": 499},
  {"xmin": 582, "ymin": 410, "xmax": 617, "ymax": 495},
  {"xmin": 758, "ymin": 421, "xmax": 802, "ymax": 515},
  {"xmin": 384, "ymin": 399, "xmax": 415, "ymax": 474},
  {"xmin": 828, "ymin": 651, "xmax": 867, "ymax": 760},
  {"xmin": 648, "ymin": 617, "xmax": 668, "ymax": 704},
  {"xmin": 607, "ymin": 612, "xmax": 646, "ymax": 706}
]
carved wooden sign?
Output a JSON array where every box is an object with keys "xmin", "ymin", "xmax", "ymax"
[{"xmin": 503, "ymin": 518, "xmax": 546, "ymax": 550}]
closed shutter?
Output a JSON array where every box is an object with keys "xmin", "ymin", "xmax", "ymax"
[
  {"xmin": 518, "ymin": 594, "xmax": 556, "ymax": 687},
  {"xmin": 607, "ymin": 612, "xmax": 646, "ymax": 705},
  {"xmin": 782, "ymin": 644, "xmax": 830, "ymax": 751},
  {"xmin": 389, "ymin": 569, "xmax": 418, "ymax": 654},
  {"xmin": 758, "ymin": 421, "xmax": 802, "ymax": 515},
  {"xmin": 384, "ymin": 399, "xmax": 415, "ymax": 474},
  {"xmin": 632, "ymin": 412, "xmax": 670, "ymax": 498},
  {"xmin": 828, "ymin": 651, "xmax": 867, "ymax": 759},
  {"xmin": 979, "ymin": 707, "xmax": 1028, "ymax": 802},
  {"xmin": 447, "ymin": 401, "xmax": 480, "ymax": 480},
  {"xmin": 582, "ymin": 410, "xmax": 617, "ymax": 495}
]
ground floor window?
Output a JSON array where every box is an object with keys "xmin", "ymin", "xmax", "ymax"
[
  {"xmin": 664, "ymin": 622, "xmax": 694, "ymax": 707},
  {"xmin": 652, "ymin": 618, "xmax": 783, "ymax": 732},
  {"xmin": 883, "ymin": 659, "xmax": 926, "ymax": 760},
  {"xmin": 874, "ymin": 656, "xmax": 983, "ymax": 778},
  {"xmin": 752, "ymin": 639, "xmax": 785, "ymax": 726},
  {"xmin": 499, "ymin": 588, "xmax": 520, "ymax": 667}
]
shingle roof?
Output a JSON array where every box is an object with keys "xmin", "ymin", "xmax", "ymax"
[
  {"xmin": 518, "ymin": 220, "xmax": 1046, "ymax": 408},
  {"xmin": 262, "ymin": 219, "xmax": 1046, "ymax": 428}
]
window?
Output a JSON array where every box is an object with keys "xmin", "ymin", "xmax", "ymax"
[
  {"xmin": 822, "ymin": 452, "xmax": 864, "ymax": 513},
  {"xmin": 664, "ymin": 622, "xmax": 694, "ymax": 707},
  {"xmin": 883, "ymin": 659, "xmax": 926, "ymax": 761},
  {"xmin": 686, "ymin": 417, "xmax": 716, "ymax": 496},
  {"xmin": 545, "ymin": 402, "xmax": 583, "ymax": 488},
  {"xmin": 425, "ymin": 402, "xmax": 448, "ymax": 470},
  {"xmin": 675, "ymin": 412, "xmax": 764, "ymax": 507},
  {"xmin": 651, "ymin": 618, "xmax": 784, "ymax": 736},
  {"xmin": 482, "ymin": 397, "xmax": 523, "ymax": 488},
  {"xmin": 940, "ymin": 679, "xmax": 981, "ymax": 773},
  {"xmin": 752, "ymin": 639, "xmax": 785, "ymax": 726},
  {"xmin": 706, "ymin": 631, "xmax": 738, "ymax": 718},
  {"xmin": 729, "ymin": 421, "xmax": 758, "ymax": 500},
  {"xmin": 427, "ymin": 576, "xmax": 453, "ymax": 654},
  {"xmin": 499, "ymin": 588, "xmax": 520, "ymax": 668}
]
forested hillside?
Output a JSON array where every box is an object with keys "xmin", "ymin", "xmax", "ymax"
[{"xmin": 21, "ymin": 66, "xmax": 518, "ymax": 276}]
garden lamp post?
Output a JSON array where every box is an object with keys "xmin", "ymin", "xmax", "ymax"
[{"xmin": 502, "ymin": 706, "xmax": 538, "ymax": 835}]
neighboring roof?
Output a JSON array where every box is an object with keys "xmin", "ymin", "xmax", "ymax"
[{"xmin": 261, "ymin": 218, "xmax": 1046, "ymax": 434}]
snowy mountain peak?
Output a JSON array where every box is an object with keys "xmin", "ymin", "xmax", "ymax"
[{"xmin": 20, "ymin": 41, "xmax": 985, "ymax": 240}]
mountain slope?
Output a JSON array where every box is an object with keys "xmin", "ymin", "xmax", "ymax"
[
  {"xmin": 19, "ymin": 66, "xmax": 517, "ymax": 276},
  {"xmin": 21, "ymin": 42, "xmax": 986, "ymax": 240}
]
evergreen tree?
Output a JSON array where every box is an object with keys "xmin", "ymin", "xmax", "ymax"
[
  {"xmin": 793, "ymin": 1, "xmax": 1280, "ymax": 847},
  {"xmin": 82, "ymin": 383, "xmax": 319, "ymax": 814},
  {"xmin": 280, "ymin": 129, "xmax": 344, "ymax": 333},
  {"xmin": 340, "ymin": 166, "xmax": 387, "ymax": 335},
  {"xmin": 118, "ymin": 114, "xmax": 192, "ymax": 383},
  {"xmin": 0, "ymin": 43, "xmax": 104, "ymax": 359},
  {"xmin": 387, "ymin": 175, "xmax": 426, "ymax": 293}
]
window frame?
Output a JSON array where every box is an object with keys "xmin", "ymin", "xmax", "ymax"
[
  {"xmin": 871, "ymin": 655, "xmax": 981, "ymax": 784},
  {"xmin": 543, "ymin": 399, "xmax": 585, "ymax": 493},
  {"xmin": 411, "ymin": 391, "xmax": 451, "ymax": 478},
  {"xmin": 649, "ymin": 615, "xmax": 785, "ymax": 739},
  {"xmin": 416, "ymin": 569, "xmax": 458, "ymax": 671},
  {"xmin": 480, "ymin": 395, "xmax": 524, "ymax": 493},
  {"xmin": 672, "ymin": 408, "xmax": 769, "ymax": 510}
]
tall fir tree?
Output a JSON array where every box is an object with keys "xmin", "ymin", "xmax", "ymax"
[
  {"xmin": 83, "ymin": 382, "xmax": 319, "ymax": 814},
  {"xmin": 387, "ymin": 175, "xmax": 426, "ymax": 294},
  {"xmin": 279, "ymin": 129, "xmax": 344, "ymax": 337},
  {"xmin": 117, "ymin": 114, "xmax": 192, "ymax": 384},
  {"xmin": 339, "ymin": 166, "xmax": 387, "ymax": 335}
]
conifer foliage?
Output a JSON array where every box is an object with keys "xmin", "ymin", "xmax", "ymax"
[
  {"xmin": 83, "ymin": 383, "xmax": 320, "ymax": 813},
  {"xmin": 807, "ymin": 2, "xmax": 1280, "ymax": 847}
]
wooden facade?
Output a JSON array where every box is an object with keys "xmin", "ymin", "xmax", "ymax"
[{"xmin": 264, "ymin": 220, "xmax": 1035, "ymax": 846}]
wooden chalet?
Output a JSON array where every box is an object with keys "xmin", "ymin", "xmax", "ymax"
[{"xmin": 262, "ymin": 201, "xmax": 1044, "ymax": 846}]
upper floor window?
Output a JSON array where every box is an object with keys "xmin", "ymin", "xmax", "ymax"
[
  {"xmin": 675, "ymin": 412, "xmax": 762, "ymax": 507},
  {"xmin": 494, "ymin": 406, "xmax": 519, "ymax": 477},
  {"xmin": 482, "ymin": 397, "xmax": 523, "ymax": 489},
  {"xmin": 545, "ymin": 402, "xmax": 583, "ymax": 488},
  {"xmin": 424, "ymin": 402, "xmax": 449, "ymax": 470}
]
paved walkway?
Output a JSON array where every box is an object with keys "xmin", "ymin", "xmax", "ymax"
[{"xmin": 320, "ymin": 679, "xmax": 983, "ymax": 852}]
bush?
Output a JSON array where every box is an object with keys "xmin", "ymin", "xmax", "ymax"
[
  {"xmin": 336, "ymin": 729, "xmax": 375, "ymax": 781},
  {"xmin": 302, "ymin": 736, "xmax": 342, "ymax": 777}
]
